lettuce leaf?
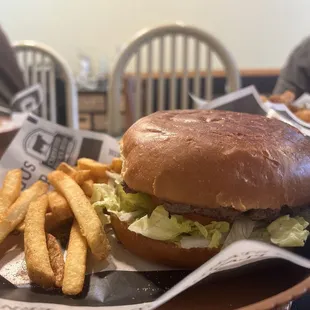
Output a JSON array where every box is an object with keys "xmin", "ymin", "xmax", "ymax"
[
  {"xmin": 206, "ymin": 221, "xmax": 230, "ymax": 233},
  {"xmin": 267, "ymin": 215, "xmax": 309, "ymax": 247},
  {"xmin": 194, "ymin": 221, "xmax": 230, "ymax": 248},
  {"xmin": 209, "ymin": 230, "xmax": 222, "ymax": 248},
  {"xmin": 116, "ymin": 184, "xmax": 154, "ymax": 213},
  {"xmin": 91, "ymin": 183, "xmax": 153, "ymax": 215},
  {"xmin": 128, "ymin": 205, "xmax": 193, "ymax": 241},
  {"xmin": 91, "ymin": 183, "xmax": 120, "ymax": 211},
  {"xmin": 115, "ymin": 210, "xmax": 145, "ymax": 223},
  {"xmin": 91, "ymin": 181, "xmax": 309, "ymax": 249},
  {"xmin": 194, "ymin": 222, "xmax": 209, "ymax": 239},
  {"xmin": 222, "ymin": 217, "xmax": 256, "ymax": 248},
  {"xmin": 128, "ymin": 205, "xmax": 230, "ymax": 248},
  {"xmin": 105, "ymin": 171, "xmax": 122, "ymax": 184}
]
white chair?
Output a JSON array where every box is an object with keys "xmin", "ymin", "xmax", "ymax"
[
  {"xmin": 13, "ymin": 41, "xmax": 79, "ymax": 128},
  {"xmin": 108, "ymin": 22, "xmax": 241, "ymax": 136}
]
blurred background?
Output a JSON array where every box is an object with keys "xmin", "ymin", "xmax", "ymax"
[
  {"xmin": 1, "ymin": 1, "xmax": 310, "ymax": 309},
  {"xmin": 1, "ymin": 0, "xmax": 310, "ymax": 135},
  {"xmin": 3, "ymin": 0, "xmax": 309, "ymax": 73}
]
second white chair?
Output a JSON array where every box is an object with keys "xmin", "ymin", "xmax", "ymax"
[{"xmin": 13, "ymin": 41, "xmax": 79, "ymax": 128}]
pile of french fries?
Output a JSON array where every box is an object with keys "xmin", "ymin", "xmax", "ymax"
[{"xmin": 0, "ymin": 157, "xmax": 122, "ymax": 295}]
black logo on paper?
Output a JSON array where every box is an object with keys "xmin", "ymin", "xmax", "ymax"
[
  {"xmin": 23, "ymin": 129, "xmax": 75, "ymax": 169},
  {"xmin": 32, "ymin": 134, "xmax": 49, "ymax": 154},
  {"xmin": 77, "ymin": 137, "xmax": 103, "ymax": 161},
  {"xmin": 11, "ymin": 84, "xmax": 43, "ymax": 113}
]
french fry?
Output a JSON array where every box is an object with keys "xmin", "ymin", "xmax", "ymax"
[
  {"xmin": 77, "ymin": 158, "xmax": 108, "ymax": 178},
  {"xmin": 24, "ymin": 195, "xmax": 55, "ymax": 288},
  {"xmin": 47, "ymin": 234, "xmax": 65, "ymax": 287},
  {"xmin": 16, "ymin": 220, "xmax": 25, "ymax": 232},
  {"xmin": 0, "ymin": 169, "xmax": 22, "ymax": 216},
  {"xmin": 62, "ymin": 220, "xmax": 87, "ymax": 295},
  {"xmin": 110, "ymin": 158, "xmax": 122, "ymax": 174},
  {"xmin": 48, "ymin": 191, "xmax": 73, "ymax": 221},
  {"xmin": 73, "ymin": 170, "xmax": 91, "ymax": 185},
  {"xmin": 56, "ymin": 162, "xmax": 76, "ymax": 175},
  {"xmin": 81, "ymin": 179, "xmax": 94, "ymax": 197},
  {"xmin": 56, "ymin": 162, "xmax": 90, "ymax": 185},
  {"xmin": 0, "ymin": 181, "xmax": 48, "ymax": 244},
  {"xmin": 48, "ymin": 171, "xmax": 110, "ymax": 260}
]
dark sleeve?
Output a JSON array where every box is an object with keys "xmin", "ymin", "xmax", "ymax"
[
  {"xmin": 0, "ymin": 25, "xmax": 25, "ymax": 105},
  {"xmin": 273, "ymin": 36, "xmax": 310, "ymax": 98}
]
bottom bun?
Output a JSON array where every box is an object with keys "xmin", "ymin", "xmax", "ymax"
[{"xmin": 110, "ymin": 214, "xmax": 220, "ymax": 269}]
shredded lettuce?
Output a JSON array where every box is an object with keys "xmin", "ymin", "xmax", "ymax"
[
  {"xmin": 128, "ymin": 206, "xmax": 193, "ymax": 241},
  {"xmin": 222, "ymin": 217, "xmax": 256, "ymax": 248},
  {"xmin": 91, "ymin": 183, "xmax": 120, "ymax": 211},
  {"xmin": 194, "ymin": 221, "xmax": 229, "ymax": 248},
  {"xmin": 221, "ymin": 215, "xmax": 309, "ymax": 248},
  {"xmin": 267, "ymin": 215, "xmax": 309, "ymax": 247},
  {"xmin": 115, "ymin": 210, "xmax": 146, "ymax": 223},
  {"xmin": 116, "ymin": 184, "xmax": 154, "ymax": 213},
  {"xmin": 194, "ymin": 222, "xmax": 209, "ymax": 239},
  {"xmin": 105, "ymin": 171, "xmax": 122, "ymax": 184},
  {"xmin": 128, "ymin": 205, "xmax": 230, "ymax": 248},
  {"xmin": 91, "ymin": 183, "xmax": 153, "ymax": 213},
  {"xmin": 91, "ymin": 183, "xmax": 152, "ymax": 224},
  {"xmin": 91, "ymin": 180, "xmax": 310, "ymax": 249},
  {"xmin": 209, "ymin": 230, "xmax": 222, "ymax": 248}
]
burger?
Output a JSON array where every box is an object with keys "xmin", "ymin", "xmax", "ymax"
[{"xmin": 92, "ymin": 110, "xmax": 310, "ymax": 268}]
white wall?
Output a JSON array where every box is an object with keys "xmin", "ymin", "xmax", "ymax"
[{"xmin": 1, "ymin": 0, "xmax": 310, "ymax": 75}]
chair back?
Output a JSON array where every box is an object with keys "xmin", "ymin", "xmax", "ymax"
[
  {"xmin": 14, "ymin": 40, "xmax": 79, "ymax": 128},
  {"xmin": 108, "ymin": 23, "xmax": 241, "ymax": 135}
]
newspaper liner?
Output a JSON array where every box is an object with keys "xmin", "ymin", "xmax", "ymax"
[
  {"xmin": 0, "ymin": 84, "xmax": 43, "ymax": 130},
  {"xmin": 190, "ymin": 85, "xmax": 310, "ymax": 135},
  {"xmin": 0, "ymin": 87, "xmax": 310, "ymax": 309},
  {"xmin": 0, "ymin": 114, "xmax": 120, "ymax": 188}
]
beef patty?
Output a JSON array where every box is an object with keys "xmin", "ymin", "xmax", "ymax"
[
  {"xmin": 163, "ymin": 202, "xmax": 282, "ymax": 222},
  {"xmin": 122, "ymin": 182, "xmax": 307, "ymax": 222}
]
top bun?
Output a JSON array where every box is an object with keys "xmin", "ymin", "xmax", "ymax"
[{"xmin": 121, "ymin": 110, "xmax": 310, "ymax": 211}]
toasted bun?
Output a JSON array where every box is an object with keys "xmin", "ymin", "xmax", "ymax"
[
  {"xmin": 110, "ymin": 214, "xmax": 219, "ymax": 268},
  {"xmin": 121, "ymin": 110, "xmax": 310, "ymax": 211}
]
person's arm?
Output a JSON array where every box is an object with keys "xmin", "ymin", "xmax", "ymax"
[
  {"xmin": 0, "ymin": 25, "xmax": 25, "ymax": 105},
  {"xmin": 273, "ymin": 36, "xmax": 310, "ymax": 98}
]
